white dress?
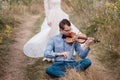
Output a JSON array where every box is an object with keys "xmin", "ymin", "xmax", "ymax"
[{"xmin": 23, "ymin": 0, "xmax": 81, "ymax": 58}]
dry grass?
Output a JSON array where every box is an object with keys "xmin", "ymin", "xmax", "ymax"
[
  {"xmin": 0, "ymin": 1, "xmax": 44, "ymax": 79},
  {"xmin": 61, "ymin": 67, "xmax": 104, "ymax": 80},
  {"xmin": 27, "ymin": 0, "xmax": 120, "ymax": 80},
  {"xmin": 0, "ymin": 0, "xmax": 120, "ymax": 80},
  {"xmin": 26, "ymin": 58, "xmax": 105, "ymax": 80},
  {"xmin": 26, "ymin": 58, "xmax": 53, "ymax": 80}
]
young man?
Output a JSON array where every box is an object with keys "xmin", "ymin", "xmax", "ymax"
[{"xmin": 44, "ymin": 19, "xmax": 94, "ymax": 77}]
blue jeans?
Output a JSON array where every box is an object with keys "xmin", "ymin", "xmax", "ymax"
[{"xmin": 45, "ymin": 58, "xmax": 92, "ymax": 77}]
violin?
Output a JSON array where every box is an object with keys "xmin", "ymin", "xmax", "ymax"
[{"xmin": 66, "ymin": 32, "xmax": 100, "ymax": 44}]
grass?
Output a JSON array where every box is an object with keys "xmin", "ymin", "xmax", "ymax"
[
  {"xmin": 0, "ymin": 0, "xmax": 120, "ymax": 80},
  {"xmin": 26, "ymin": 57, "xmax": 105, "ymax": 80},
  {"xmin": 26, "ymin": 58, "xmax": 53, "ymax": 80},
  {"xmin": 61, "ymin": 67, "xmax": 104, "ymax": 80},
  {"xmin": 0, "ymin": 1, "xmax": 44, "ymax": 79},
  {"xmin": 26, "ymin": 0, "xmax": 120, "ymax": 80},
  {"xmin": 0, "ymin": 45, "xmax": 9, "ymax": 78}
]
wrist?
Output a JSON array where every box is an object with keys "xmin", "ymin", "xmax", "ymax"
[{"xmin": 55, "ymin": 53, "xmax": 61, "ymax": 56}]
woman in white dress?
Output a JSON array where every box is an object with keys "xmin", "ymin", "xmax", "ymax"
[{"xmin": 23, "ymin": 0, "xmax": 81, "ymax": 58}]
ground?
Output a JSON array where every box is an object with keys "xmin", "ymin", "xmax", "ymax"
[{"xmin": 1, "ymin": 14, "xmax": 118, "ymax": 80}]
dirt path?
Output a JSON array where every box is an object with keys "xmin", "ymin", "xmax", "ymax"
[{"xmin": 2, "ymin": 15, "xmax": 41, "ymax": 80}]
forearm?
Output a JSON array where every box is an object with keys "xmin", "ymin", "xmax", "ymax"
[{"xmin": 44, "ymin": 50, "xmax": 56, "ymax": 58}]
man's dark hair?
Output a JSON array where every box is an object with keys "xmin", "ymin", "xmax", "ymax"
[{"xmin": 59, "ymin": 19, "xmax": 71, "ymax": 30}]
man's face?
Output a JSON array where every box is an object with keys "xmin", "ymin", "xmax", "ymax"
[{"xmin": 60, "ymin": 24, "xmax": 71, "ymax": 36}]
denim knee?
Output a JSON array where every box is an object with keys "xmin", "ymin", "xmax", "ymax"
[
  {"xmin": 45, "ymin": 66, "xmax": 65, "ymax": 77},
  {"xmin": 85, "ymin": 58, "xmax": 92, "ymax": 66},
  {"xmin": 45, "ymin": 66, "xmax": 52, "ymax": 74},
  {"xmin": 76, "ymin": 58, "xmax": 92, "ymax": 71}
]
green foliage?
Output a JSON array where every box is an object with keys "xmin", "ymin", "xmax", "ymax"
[
  {"xmin": 85, "ymin": 0, "xmax": 120, "ymax": 71},
  {"xmin": 0, "ymin": 10, "xmax": 19, "ymax": 45},
  {"xmin": 67, "ymin": 0, "xmax": 93, "ymax": 14},
  {"xmin": 85, "ymin": 15, "xmax": 105, "ymax": 36},
  {"xmin": 0, "ymin": 0, "xmax": 43, "ymax": 45}
]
